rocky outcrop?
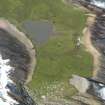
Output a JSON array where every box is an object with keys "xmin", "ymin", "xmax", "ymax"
[
  {"xmin": 0, "ymin": 19, "xmax": 36, "ymax": 84},
  {"xmin": 7, "ymin": 83, "xmax": 37, "ymax": 105},
  {"xmin": 70, "ymin": 75, "xmax": 102, "ymax": 105},
  {"xmin": 0, "ymin": 19, "xmax": 36, "ymax": 104},
  {"xmin": 64, "ymin": 0, "xmax": 105, "ymax": 14}
]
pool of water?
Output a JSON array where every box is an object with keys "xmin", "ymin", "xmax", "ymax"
[{"xmin": 22, "ymin": 20, "xmax": 54, "ymax": 45}]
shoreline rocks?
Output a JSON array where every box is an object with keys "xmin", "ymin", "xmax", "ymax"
[
  {"xmin": 0, "ymin": 19, "xmax": 36, "ymax": 104},
  {"xmin": 0, "ymin": 19, "xmax": 36, "ymax": 84}
]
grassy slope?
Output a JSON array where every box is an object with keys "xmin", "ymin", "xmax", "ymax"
[
  {"xmin": 0, "ymin": 0, "xmax": 92, "ymax": 98},
  {"xmin": 27, "ymin": 0, "xmax": 93, "ymax": 97}
]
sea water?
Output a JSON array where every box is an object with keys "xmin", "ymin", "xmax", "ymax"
[
  {"xmin": 0, "ymin": 54, "xmax": 18, "ymax": 105},
  {"xmin": 90, "ymin": 0, "xmax": 105, "ymax": 9}
]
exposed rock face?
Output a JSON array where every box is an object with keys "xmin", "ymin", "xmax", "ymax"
[
  {"xmin": 0, "ymin": 19, "xmax": 36, "ymax": 105},
  {"xmin": 70, "ymin": 75, "xmax": 103, "ymax": 105},
  {"xmin": 64, "ymin": 0, "xmax": 105, "ymax": 14},
  {"xmin": 7, "ymin": 83, "xmax": 36, "ymax": 105},
  {"xmin": 70, "ymin": 75, "xmax": 90, "ymax": 93},
  {"xmin": 0, "ymin": 19, "xmax": 36, "ymax": 84}
]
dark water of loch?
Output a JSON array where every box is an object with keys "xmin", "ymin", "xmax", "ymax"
[{"xmin": 22, "ymin": 20, "xmax": 54, "ymax": 45}]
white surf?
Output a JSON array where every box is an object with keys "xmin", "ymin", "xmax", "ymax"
[{"xmin": 0, "ymin": 54, "xmax": 18, "ymax": 105}]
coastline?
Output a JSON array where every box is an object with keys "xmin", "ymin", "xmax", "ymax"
[{"xmin": 0, "ymin": 19, "xmax": 36, "ymax": 84}]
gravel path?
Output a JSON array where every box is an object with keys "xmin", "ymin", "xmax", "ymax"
[{"xmin": 82, "ymin": 15, "xmax": 101, "ymax": 77}]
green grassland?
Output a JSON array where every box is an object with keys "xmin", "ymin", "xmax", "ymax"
[{"xmin": 0, "ymin": 0, "xmax": 93, "ymax": 99}]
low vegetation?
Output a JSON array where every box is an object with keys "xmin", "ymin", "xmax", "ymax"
[{"xmin": 0, "ymin": 0, "xmax": 92, "ymax": 99}]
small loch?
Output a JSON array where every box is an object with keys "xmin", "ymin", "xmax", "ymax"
[{"xmin": 22, "ymin": 20, "xmax": 54, "ymax": 45}]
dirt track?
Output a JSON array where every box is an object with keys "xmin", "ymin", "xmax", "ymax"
[{"xmin": 82, "ymin": 15, "xmax": 101, "ymax": 77}]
